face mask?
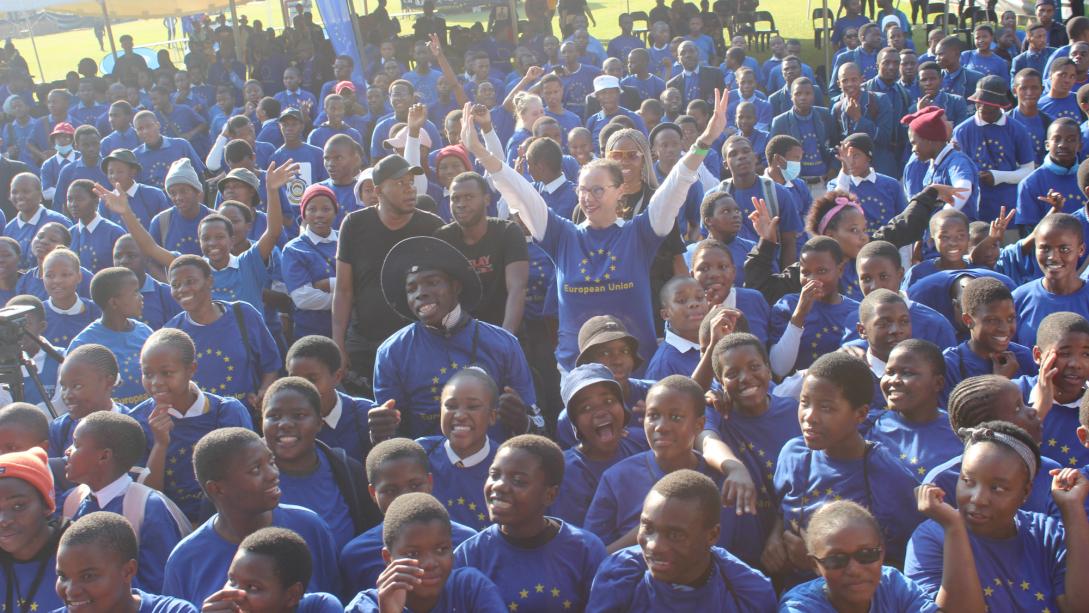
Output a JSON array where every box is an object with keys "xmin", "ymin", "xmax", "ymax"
[
  {"xmin": 782, "ymin": 160, "xmax": 802, "ymax": 182},
  {"xmin": 55, "ymin": 144, "xmax": 73, "ymax": 155}
]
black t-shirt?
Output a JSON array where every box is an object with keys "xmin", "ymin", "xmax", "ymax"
[
  {"xmin": 337, "ymin": 206, "xmax": 444, "ymax": 350},
  {"xmin": 433, "ymin": 218, "xmax": 529, "ymax": 327}
]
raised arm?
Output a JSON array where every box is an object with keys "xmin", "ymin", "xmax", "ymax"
[
  {"xmin": 256, "ymin": 159, "xmax": 296, "ymax": 262},
  {"xmin": 404, "ymin": 103, "xmax": 431, "ymax": 196},
  {"xmin": 429, "ymin": 33, "xmax": 469, "ymax": 107},
  {"xmin": 502, "ymin": 66, "xmax": 545, "ymax": 113},
  {"xmin": 461, "ymin": 103, "xmax": 550, "ymax": 241},
  {"xmin": 647, "ymin": 89, "xmax": 728, "ymax": 236},
  {"xmin": 1053, "ymin": 468, "xmax": 1089, "ymax": 612},
  {"xmin": 915, "ymin": 485, "xmax": 986, "ymax": 613},
  {"xmin": 92, "ymin": 182, "xmax": 176, "ymax": 269}
]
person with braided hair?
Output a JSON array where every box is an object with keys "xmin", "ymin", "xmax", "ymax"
[{"xmin": 907, "ymin": 420, "xmax": 1089, "ymax": 612}]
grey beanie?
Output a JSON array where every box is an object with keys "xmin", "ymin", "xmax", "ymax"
[{"xmin": 163, "ymin": 158, "xmax": 203, "ymax": 193}]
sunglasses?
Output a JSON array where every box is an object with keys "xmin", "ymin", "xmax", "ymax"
[
  {"xmin": 811, "ymin": 546, "xmax": 883, "ymax": 570},
  {"xmin": 607, "ymin": 150, "xmax": 643, "ymax": 161}
]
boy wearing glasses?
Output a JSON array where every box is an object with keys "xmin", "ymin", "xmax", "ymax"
[{"xmin": 586, "ymin": 75, "xmax": 648, "ymax": 153}]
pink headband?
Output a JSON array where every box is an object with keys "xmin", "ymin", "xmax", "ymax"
[{"xmin": 817, "ymin": 196, "xmax": 863, "ymax": 235}]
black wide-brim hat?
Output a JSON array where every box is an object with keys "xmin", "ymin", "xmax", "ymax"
[{"xmin": 381, "ymin": 236, "xmax": 483, "ymax": 321}]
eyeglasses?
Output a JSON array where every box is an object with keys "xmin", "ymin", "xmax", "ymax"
[
  {"xmin": 607, "ymin": 150, "xmax": 643, "ymax": 161},
  {"xmin": 576, "ymin": 185, "xmax": 615, "ymax": 199},
  {"xmin": 811, "ymin": 546, "xmax": 883, "ymax": 570}
]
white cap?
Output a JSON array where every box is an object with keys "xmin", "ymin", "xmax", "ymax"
[{"xmin": 593, "ymin": 75, "xmax": 621, "ymax": 94}]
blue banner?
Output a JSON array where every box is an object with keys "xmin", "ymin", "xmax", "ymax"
[{"xmin": 315, "ymin": 0, "xmax": 367, "ymax": 86}]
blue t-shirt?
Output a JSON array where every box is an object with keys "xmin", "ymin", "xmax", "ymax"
[
  {"xmin": 340, "ymin": 519, "xmax": 477, "ymax": 596},
  {"xmin": 278, "ymin": 449, "xmax": 356, "ymax": 551},
  {"xmin": 770, "ymin": 294, "xmax": 861, "ymax": 373},
  {"xmin": 100, "ymin": 183, "xmax": 172, "ymax": 230},
  {"xmin": 134, "ymin": 137, "xmax": 206, "ymax": 187},
  {"xmin": 210, "ymin": 243, "xmax": 268, "ymax": 312},
  {"xmin": 1016, "ymin": 163, "xmax": 1086, "ymax": 226},
  {"xmin": 620, "ymin": 74, "xmax": 666, "ymax": 101},
  {"xmin": 4, "ymin": 207, "xmax": 74, "ymax": 269},
  {"xmin": 0, "ymin": 535, "xmax": 64, "ymax": 613},
  {"xmin": 272, "ymin": 143, "xmax": 328, "ymax": 212},
  {"xmin": 44, "ymin": 297, "xmax": 101, "ymax": 348},
  {"xmin": 47, "ymin": 402, "xmax": 126, "ymax": 456},
  {"xmin": 69, "ymin": 217, "xmax": 127, "ymax": 273},
  {"xmin": 1008, "ymin": 108, "xmax": 1049, "ymax": 164},
  {"xmin": 587, "ymin": 545, "xmax": 775, "ymax": 612},
  {"xmin": 843, "ymin": 172, "xmax": 909, "ymax": 233},
  {"xmin": 550, "ymin": 436, "xmax": 646, "ymax": 528},
  {"xmin": 1015, "ymin": 375, "xmax": 1089, "ymax": 469},
  {"xmin": 54, "ymin": 157, "xmax": 109, "ymax": 218},
  {"xmin": 15, "ymin": 266, "xmax": 93, "ymax": 303},
  {"xmin": 307, "ymin": 123, "xmax": 364, "ymax": 150},
  {"xmin": 555, "ymin": 378, "xmax": 653, "ymax": 451},
  {"xmin": 705, "ymin": 394, "xmax": 802, "ymax": 488},
  {"xmin": 162, "ymin": 505, "xmax": 341, "ymax": 606},
  {"xmin": 951, "ymin": 116, "xmax": 1035, "ymax": 222},
  {"xmin": 68, "ymin": 318, "xmax": 153, "ymax": 405},
  {"xmin": 923, "ymin": 453, "xmax": 1062, "ymax": 518},
  {"xmin": 345, "ymin": 567, "xmax": 506, "ymax": 612},
  {"xmin": 1012, "ymin": 278, "xmax": 1089, "ymax": 347},
  {"xmin": 903, "ymin": 258, "xmax": 976, "ymax": 290},
  {"xmin": 779, "ymin": 566, "xmax": 938, "ymax": 612},
  {"xmin": 138, "ymin": 273, "xmax": 181, "ymax": 330},
  {"xmin": 711, "ymin": 180, "xmax": 803, "ymax": 245},
  {"xmin": 906, "ymin": 511, "xmax": 1067, "ymax": 612},
  {"xmin": 164, "ymin": 301, "xmax": 281, "ymax": 402},
  {"xmin": 960, "ymin": 50, "xmax": 1010, "ymax": 77},
  {"xmin": 1040, "ymin": 91, "xmax": 1082, "ymax": 122},
  {"xmin": 585, "ymin": 451, "xmax": 766, "ymax": 565},
  {"xmin": 942, "ymin": 340, "xmax": 1038, "ymax": 399},
  {"xmin": 417, "ymin": 435, "xmax": 497, "ymax": 531},
  {"xmin": 645, "ymin": 333, "xmax": 700, "ymax": 381},
  {"xmin": 863, "ymin": 409, "xmax": 963, "ymax": 481},
  {"xmin": 373, "ymin": 319, "xmax": 537, "ymax": 439},
  {"xmin": 318, "ymin": 391, "xmax": 373, "ymax": 464},
  {"xmin": 282, "ymin": 233, "xmax": 337, "ymax": 339},
  {"xmin": 69, "ymin": 482, "xmax": 186, "ymax": 593},
  {"xmin": 127, "ymin": 391, "xmax": 253, "ymax": 519},
  {"xmin": 774, "ymin": 438, "xmax": 922, "ymax": 563},
  {"xmin": 454, "ymin": 521, "xmax": 607, "ymax": 613},
  {"xmin": 100, "ymin": 128, "xmax": 142, "ymax": 158},
  {"xmin": 148, "ymin": 205, "xmax": 212, "ymax": 256},
  {"xmin": 902, "ymin": 148, "xmax": 980, "ymax": 220},
  {"xmin": 841, "ymin": 300, "xmax": 958, "ymax": 350}
]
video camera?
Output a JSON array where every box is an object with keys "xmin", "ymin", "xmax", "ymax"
[{"xmin": 0, "ymin": 304, "xmax": 63, "ymax": 417}]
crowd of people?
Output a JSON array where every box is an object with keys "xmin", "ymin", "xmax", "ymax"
[{"xmin": 3, "ymin": 0, "xmax": 1089, "ymax": 609}]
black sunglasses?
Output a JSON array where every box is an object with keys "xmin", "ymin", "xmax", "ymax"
[{"xmin": 811, "ymin": 546, "xmax": 883, "ymax": 570}]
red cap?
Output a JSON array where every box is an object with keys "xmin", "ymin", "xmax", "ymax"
[
  {"xmin": 335, "ymin": 80, "xmax": 356, "ymax": 93},
  {"xmin": 300, "ymin": 184, "xmax": 338, "ymax": 219},
  {"xmin": 900, "ymin": 105, "xmax": 948, "ymax": 142},
  {"xmin": 0, "ymin": 448, "xmax": 55, "ymax": 514},
  {"xmin": 50, "ymin": 122, "xmax": 75, "ymax": 139},
  {"xmin": 434, "ymin": 144, "xmax": 472, "ymax": 175}
]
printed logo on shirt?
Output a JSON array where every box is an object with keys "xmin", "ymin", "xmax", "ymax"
[
  {"xmin": 563, "ymin": 249, "xmax": 635, "ymax": 294},
  {"xmin": 468, "ymin": 255, "xmax": 494, "ymax": 276}
]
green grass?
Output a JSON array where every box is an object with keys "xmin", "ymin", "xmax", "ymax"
[{"xmin": 10, "ymin": 0, "xmax": 927, "ymax": 83}]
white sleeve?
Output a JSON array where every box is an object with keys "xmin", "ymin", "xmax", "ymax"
[
  {"xmin": 290, "ymin": 284, "xmax": 333, "ymax": 310},
  {"xmin": 945, "ymin": 177, "xmax": 974, "ymax": 211},
  {"xmin": 404, "ymin": 134, "xmax": 429, "ymax": 195},
  {"xmin": 769, "ymin": 323, "xmax": 803, "ymax": 378},
  {"xmin": 483, "ymin": 128, "xmax": 506, "ymax": 160},
  {"xmin": 697, "ymin": 163, "xmax": 719, "ymax": 192},
  {"xmin": 989, "ymin": 162, "xmax": 1035, "ymax": 185},
  {"xmin": 489, "ymin": 165, "xmax": 549, "ymax": 241},
  {"xmin": 648, "ymin": 161, "xmax": 699, "ymax": 236},
  {"xmin": 42, "ymin": 187, "xmax": 56, "ymax": 201},
  {"xmin": 205, "ymin": 134, "xmax": 228, "ymax": 172}
]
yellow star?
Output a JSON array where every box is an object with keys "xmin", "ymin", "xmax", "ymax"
[
  {"xmin": 1061, "ymin": 445, "xmax": 1070, "ymax": 454},
  {"xmin": 535, "ymin": 584, "xmax": 544, "ymax": 593},
  {"xmin": 551, "ymin": 588, "xmax": 560, "ymax": 597},
  {"xmin": 918, "ymin": 467, "xmax": 927, "ymax": 475},
  {"xmin": 29, "ymin": 603, "xmax": 37, "ymax": 611},
  {"xmin": 432, "ymin": 377, "xmax": 439, "ymax": 384},
  {"xmin": 825, "ymin": 488, "xmax": 834, "ymax": 496},
  {"xmin": 1072, "ymin": 457, "xmax": 1080, "ymax": 465},
  {"xmin": 457, "ymin": 497, "xmax": 465, "ymax": 505},
  {"xmin": 1021, "ymin": 581, "xmax": 1030, "ymax": 590},
  {"xmin": 468, "ymin": 502, "xmax": 476, "ymax": 510},
  {"xmin": 983, "ymin": 586, "xmax": 994, "ymax": 597},
  {"xmin": 1036, "ymin": 592, "xmax": 1045, "ymax": 601},
  {"xmin": 994, "ymin": 578, "xmax": 1003, "ymax": 586},
  {"xmin": 1049, "ymin": 438, "xmax": 1058, "ymax": 447},
  {"xmin": 520, "ymin": 589, "xmax": 529, "ymax": 598},
  {"xmin": 508, "ymin": 603, "xmax": 518, "ymax": 612},
  {"xmin": 563, "ymin": 601, "xmax": 572, "ymax": 609},
  {"xmin": 477, "ymin": 512, "xmax": 486, "ymax": 521},
  {"xmin": 597, "ymin": 248, "xmax": 604, "ymax": 254},
  {"xmin": 440, "ymin": 367, "xmax": 447, "ymax": 374},
  {"xmin": 910, "ymin": 457, "xmax": 918, "ymax": 465}
]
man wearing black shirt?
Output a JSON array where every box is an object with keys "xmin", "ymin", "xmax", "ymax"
[
  {"xmin": 433, "ymin": 171, "xmax": 528, "ymax": 333},
  {"xmin": 333, "ymin": 154, "xmax": 443, "ymax": 396}
]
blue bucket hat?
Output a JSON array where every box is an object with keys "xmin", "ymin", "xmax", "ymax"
[{"xmin": 561, "ymin": 363, "xmax": 630, "ymax": 442}]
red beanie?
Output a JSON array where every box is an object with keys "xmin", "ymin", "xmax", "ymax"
[
  {"xmin": 299, "ymin": 184, "xmax": 338, "ymax": 220},
  {"xmin": 900, "ymin": 105, "xmax": 948, "ymax": 142},
  {"xmin": 0, "ymin": 448, "xmax": 55, "ymax": 513},
  {"xmin": 434, "ymin": 145, "xmax": 472, "ymax": 176}
]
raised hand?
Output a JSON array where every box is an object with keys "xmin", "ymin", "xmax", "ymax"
[
  {"xmin": 989, "ymin": 206, "xmax": 1015, "ymax": 241},
  {"xmin": 265, "ymin": 159, "xmax": 301, "ymax": 191},
  {"xmin": 699, "ymin": 88, "xmax": 730, "ymax": 146},
  {"xmin": 749, "ymin": 197, "xmax": 780, "ymax": 244},
  {"xmin": 1051, "ymin": 467, "xmax": 1089, "ymax": 509},
  {"xmin": 498, "ymin": 386, "xmax": 530, "ymax": 434},
  {"xmin": 1032, "ymin": 348, "xmax": 1058, "ymax": 412},
  {"xmin": 427, "ymin": 33, "xmax": 445, "ymax": 58},
  {"xmin": 1038, "ymin": 189, "xmax": 1066, "ymax": 216},
  {"xmin": 708, "ymin": 306, "xmax": 742, "ymax": 348},
  {"xmin": 990, "ymin": 350, "xmax": 1019, "ymax": 379},
  {"xmin": 92, "ymin": 182, "xmax": 133, "ymax": 216},
  {"xmin": 720, "ymin": 460, "xmax": 757, "ymax": 515},
  {"xmin": 930, "ymin": 184, "xmax": 969, "ymax": 206},
  {"xmin": 376, "ymin": 559, "xmax": 423, "ymax": 613},
  {"xmin": 406, "ymin": 103, "xmax": 427, "ymax": 135},
  {"xmin": 201, "ymin": 588, "xmax": 248, "ymax": 611},
  {"xmin": 149, "ymin": 403, "xmax": 174, "ymax": 447},
  {"xmin": 526, "ymin": 65, "xmax": 545, "ymax": 81},
  {"xmin": 368, "ymin": 399, "xmax": 401, "ymax": 443},
  {"xmin": 915, "ymin": 484, "xmax": 962, "ymax": 527},
  {"xmin": 794, "ymin": 279, "xmax": 824, "ymax": 319},
  {"xmin": 460, "ymin": 103, "xmax": 487, "ymax": 157},
  {"xmin": 471, "ymin": 102, "xmax": 493, "ymax": 133}
]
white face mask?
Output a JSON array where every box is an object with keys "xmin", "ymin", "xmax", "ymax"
[
  {"xmin": 55, "ymin": 143, "xmax": 73, "ymax": 155},
  {"xmin": 782, "ymin": 160, "xmax": 802, "ymax": 182}
]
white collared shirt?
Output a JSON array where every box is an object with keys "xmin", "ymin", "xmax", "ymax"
[
  {"xmin": 93, "ymin": 474, "xmax": 133, "ymax": 509},
  {"xmin": 542, "ymin": 175, "xmax": 567, "ymax": 194},
  {"xmin": 324, "ymin": 393, "xmax": 343, "ymax": 429},
  {"xmin": 305, "ymin": 227, "xmax": 337, "ymax": 244},
  {"xmin": 56, "ymin": 151, "xmax": 77, "ymax": 164},
  {"xmin": 664, "ymin": 329, "xmax": 700, "ymax": 354},
  {"xmin": 722, "ymin": 289, "xmax": 737, "ymax": 309},
  {"xmin": 77, "ymin": 215, "xmax": 103, "ymax": 234},
  {"xmin": 444, "ymin": 438, "xmax": 492, "ymax": 468},
  {"xmin": 16, "ymin": 206, "xmax": 44, "ymax": 229},
  {"xmin": 849, "ymin": 169, "xmax": 877, "ymax": 186},
  {"xmin": 866, "ymin": 350, "xmax": 887, "ymax": 379},
  {"xmin": 125, "ymin": 182, "xmax": 139, "ymax": 197},
  {"xmin": 47, "ymin": 297, "xmax": 85, "ymax": 316},
  {"xmin": 972, "ymin": 112, "xmax": 1007, "ymax": 127},
  {"xmin": 169, "ymin": 384, "xmax": 208, "ymax": 419}
]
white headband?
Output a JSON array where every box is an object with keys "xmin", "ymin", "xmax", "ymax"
[{"xmin": 959, "ymin": 427, "xmax": 1038, "ymax": 478}]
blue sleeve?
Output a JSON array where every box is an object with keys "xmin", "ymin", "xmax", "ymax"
[
  {"xmin": 137, "ymin": 494, "xmax": 186, "ymax": 593},
  {"xmin": 242, "ymin": 302, "xmax": 281, "ymax": 376},
  {"xmin": 220, "ymin": 397, "xmax": 256, "ymax": 430},
  {"xmin": 182, "ymin": 140, "xmax": 206, "ymax": 176},
  {"xmin": 585, "ymin": 551, "xmax": 639, "ymax": 612},
  {"xmin": 1016, "ymin": 174, "xmax": 1043, "ymax": 226},
  {"xmin": 310, "ymin": 519, "xmax": 343, "ymax": 598},
  {"xmin": 768, "ymin": 297, "xmax": 793, "ymax": 346},
  {"xmin": 281, "ymin": 244, "xmax": 316, "ymax": 292},
  {"xmin": 372, "ymin": 338, "xmax": 407, "ymax": 411},
  {"xmin": 584, "ymin": 471, "xmax": 621, "ymax": 544},
  {"xmin": 501, "ymin": 329, "xmax": 538, "ymax": 411},
  {"xmin": 774, "ymin": 185, "xmax": 803, "ymax": 233},
  {"xmin": 903, "ymin": 520, "xmax": 945, "ymax": 600}
]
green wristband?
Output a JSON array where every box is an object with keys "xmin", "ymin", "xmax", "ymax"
[{"xmin": 693, "ymin": 147, "xmax": 710, "ymax": 156}]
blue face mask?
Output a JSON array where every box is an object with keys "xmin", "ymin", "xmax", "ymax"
[
  {"xmin": 783, "ymin": 160, "xmax": 802, "ymax": 182},
  {"xmin": 55, "ymin": 143, "xmax": 73, "ymax": 155}
]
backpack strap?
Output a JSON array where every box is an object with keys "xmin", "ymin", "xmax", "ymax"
[
  {"xmin": 158, "ymin": 208, "xmax": 173, "ymax": 247},
  {"xmin": 121, "ymin": 482, "xmax": 193, "ymax": 545},
  {"xmin": 758, "ymin": 176, "xmax": 780, "ymax": 218},
  {"xmin": 866, "ymin": 92, "xmax": 879, "ymax": 122},
  {"xmin": 61, "ymin": 484, "xmax": 91, "ymax": 519},
  {"xmin": 231, "ymin": 302, "xmax": 261, "ymax": 392}
]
